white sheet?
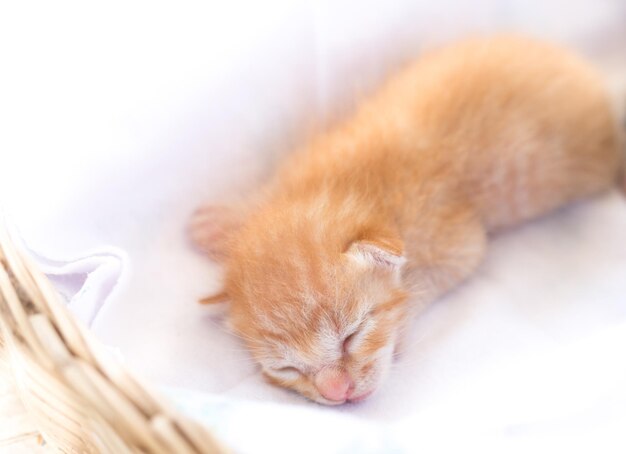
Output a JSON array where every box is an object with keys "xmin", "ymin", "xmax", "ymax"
[{"xmin": 2, "ymin": 1, "xmax": 625, "ymax": 453}]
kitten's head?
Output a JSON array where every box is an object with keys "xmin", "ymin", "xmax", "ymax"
[{"xmin": 191, "ymin": 203, "xmax": 408, "ymax": 404}]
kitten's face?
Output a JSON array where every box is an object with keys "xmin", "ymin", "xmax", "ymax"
[{"xmin": 224, "ymin": 231, "xmax": 408, "ymax": 405}]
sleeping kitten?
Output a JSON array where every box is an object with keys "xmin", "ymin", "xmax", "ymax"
[{"xmin": 190, "ymin": 36, "xmax": 625, "ymax": 405}]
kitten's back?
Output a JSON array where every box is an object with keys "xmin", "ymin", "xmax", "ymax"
[{"xmin": 377, "ymin": 36, "xmax": 624, "ymax": 230}]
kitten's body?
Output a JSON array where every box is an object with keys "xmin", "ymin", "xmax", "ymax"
[{"xmin": 192, "ymin": 36, "xmax": 625, "ymax": 404}]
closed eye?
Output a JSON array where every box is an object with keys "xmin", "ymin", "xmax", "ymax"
[
  {"xmin": 343, "ymin": 317, "xmax": 371, "ymax": 354},
  {"xmin": 267, "ymin": 365, "xmax": 302, "ymax": 380},
  {"xmin": 342, "ymin": 331, "xmax": 358, "ymax": 354},
  {"xmin": 275, "ymin": 366, "xmax": 300, "ymax": 374}
]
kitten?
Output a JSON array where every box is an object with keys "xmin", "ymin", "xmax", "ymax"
[{"xmin": 190, "ymin": 36, "xmax": 625, "ymax": 405}]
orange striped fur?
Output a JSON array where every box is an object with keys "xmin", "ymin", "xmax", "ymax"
[{"xmin": 190, "ymin": 36, "xmax": 624, "ymax": 404}]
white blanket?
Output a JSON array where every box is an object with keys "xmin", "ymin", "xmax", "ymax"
[{"xmin": 2, "ymin": 1, "xmax": 625, "ymax": 453}]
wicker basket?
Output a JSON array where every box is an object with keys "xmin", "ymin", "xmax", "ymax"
[{"xmin": 0, "ymin": 222, "xmax": 229, "ymax": 453}]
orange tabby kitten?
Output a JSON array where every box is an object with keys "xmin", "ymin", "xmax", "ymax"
[{"xmin": 190, "ymin": 36, "xmax": 625, "ymax": 405}]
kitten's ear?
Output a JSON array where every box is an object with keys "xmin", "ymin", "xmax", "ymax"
[
  {"xmin": 188, "ymin": 203, "xmax": 246, "ymax": 262},
  {"xmin": 346, "ymin": 237, "xmax": 406, "ymax": 271}
]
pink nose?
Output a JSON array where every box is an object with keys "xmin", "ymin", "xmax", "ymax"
[{"xmin": 314, "ymin": 367, "xmax": 353, "ymax": 401}]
